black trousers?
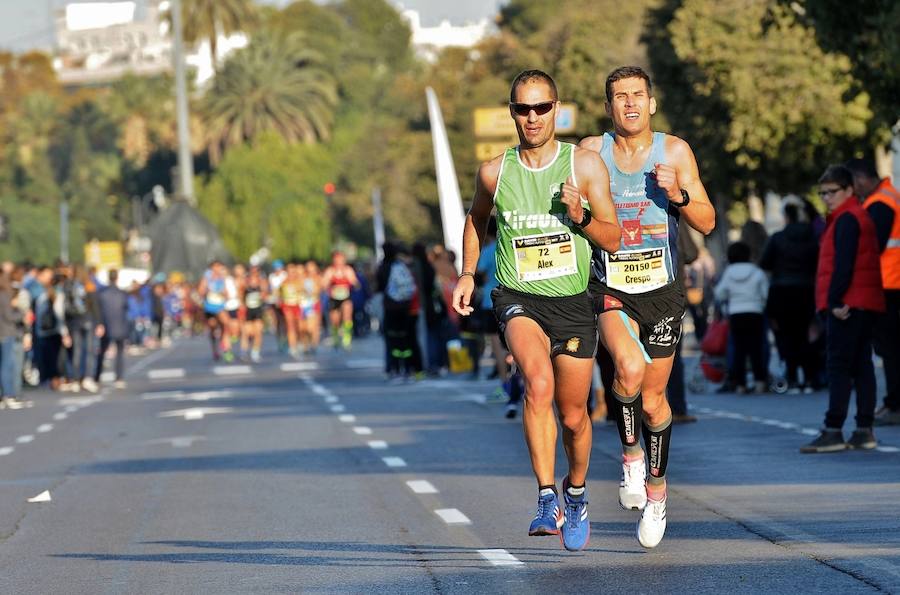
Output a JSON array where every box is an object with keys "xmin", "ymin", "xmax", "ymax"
[
  {"xmin": 874, "ymin": 290, "xmax": 900, "ymax": 411},
  {"xmin": 824, "ymin": 310, "xmax": 876, "ymax": 429},
  {"xmin": 728, "ymin": 313, "xmax": 766, "ymax": 385},
  {"xmin": 768, "ymin": 285, "xmax": 818, "ymax": 385},
  {"xmin": 94, "ymin": 337, "xmax": 125, "ymax": 382}
]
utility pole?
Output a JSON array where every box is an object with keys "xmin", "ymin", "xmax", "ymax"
[{"xmin": 171, "ymin": 0, "xmax": 195, "ymax": 205}]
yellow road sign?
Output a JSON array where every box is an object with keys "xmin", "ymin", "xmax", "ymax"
[
  {"xmin": 84, "ymin": 240, "xmax": 123, "ymax": 271},
  {"xmin": 474, "ymin": 103, "xmax": 578, "ymax": 137}
]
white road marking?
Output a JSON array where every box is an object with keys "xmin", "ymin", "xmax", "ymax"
[
  {"xmin": 0, "ymin": 447, "xmax": 14, "ymax": 456},
  {"xmin": 64, "ymin": 405, "xmax": 79, "ymax": 413},
  {"xmin": 148, "ymin": 368, "xmax": 186, "ymax": 380},
  {"xmin": 37, "ymin": 424, "xmax": 53, "ymax": 433},
  {"xmin": 406, "ymin": 480, "xmax": 438, "ymax": 494},
  {"xmin": 311, "ymin": 385, "xmax": 331, "ymax": 397},
  {"xmin": 53, "ymin": 412, "xmax": 67, "ymax": 421},
  {"xmin": 324, "ymin": 395, "xmax": 339, "ymax": 404},
  {"xmin": 281, "ymin": 362, "xmax": 318, "ymax": 372},
  {"xmin": 141, "ymin": 390, "xmax": 186, "ymax": 400},
  {"xmin": 27, "ymin": 490, "xmax": 52, "ymax": 503},
  {"xmin": 330, "ymin": 404, "xmax": 346, "ymax": 413},
  {"xmin": 353, "ymin": 426, "xmax": 373, "ymax": 435},
  {"xmin": 338, "ymin": 414, "xmax": 356, "ymax": 423},
  {"xmin": 59, "ymin": 396, "xmax": 103, "ymax": 407},
  {"xmin": 158, "ymin": 407, "xmax": 235, "ymax": 421},
  {"xmin": 435, "ymin": 508, "xmax": 471, "ymax": 525},
  {"xmin": 345, "ymin": 358, "xmax": 382, "ymax": 369},
  {"xmin": 450, "ymin": 395, "xmax": 488, "ymax": 405},
  {"xmin": 800, "ymin": 428, "xmax": 820, "ymax": 436},
  {"xmin": 16, "ymin": 435, "xmax": 34, "ymax": 444},
  {"xmin": 478, "ymin": 549, "xmax": 524, "ymax": 567},
  {"xmin": 876, "ymin": 445, "xmax": 900, "ymax": 453},
  {"xmin": 146, "ymin": 436, "xmax": 207, "ymax": 448},
  {"xmin": 213, "ymin": 365, "xmax": 252, "ymax": 376},
  {"xmin": 367, "ymin": 440, "xmax": 388, "ymax": 450},
  {"xmin": 382, "ymin": 457, "xmax": 407, "ymax": 468}
]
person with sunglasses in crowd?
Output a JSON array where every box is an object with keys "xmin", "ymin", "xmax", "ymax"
[{"xmin": 452, "ymin": 70, "xmax": 620, "ymax": 552}]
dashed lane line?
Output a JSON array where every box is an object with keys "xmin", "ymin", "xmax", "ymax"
[
  {"xmin": 37, "ymin": 424, "xmax": 53, "ymax": 433},
  {"xmin": 367, "ymin": 440, "xmax": 388, "ymax": 450},
  {"xmin": 0, "ymin": 447, "xmax": 14, "ymax": 456},
  {"xmin": 212, "ymin": 365, "xmax": 252, "ymax": 376},
  {"xmin": 16, "ymin": 435, "xmax": 34, "ymax": 444},
  {"xmin": 478, "ymin": 549, "xmax": 524, "ymax": 567},
  {"xmin": 281, "ymin": 362, "xmax": 318, "ymax": 372},
  {"xmin": 330, "ymin": 404, "xmax": 346, "ymax": 413},
  {"xmin": 353, "ymin": 426, "xmax": 373, "ymax": 435},
  {"xmin": 435, "ymin": 509, "xmax": 471, "ymax": 525},
  {"xmin": 406, "ymin": 480, "xmax": 438, "ymax": 494},
  {"xmin": 382, "ymin": 457, "xmax": 407, "ymax": 468},
  {"xmin": 338, "ymin": 414, "xmax": 356, "ymax": 423},
  {"xmin": 53, "ymin": 412, "xmax": 67, "ymax": 421},
  {"xmin": 148, "ymin": 368, "xmax": 186, "ymax": 380}
]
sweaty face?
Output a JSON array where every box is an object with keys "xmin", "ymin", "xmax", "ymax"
[
  {"xmin": 607, "ymin": 77, "xmax": 655, "ymax": 135},
  {"xmin": 510, "ymin": 81, "xmax": 557, "ymax": 149}
]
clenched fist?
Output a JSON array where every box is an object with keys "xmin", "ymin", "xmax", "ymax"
[
  {"xmin": 559, "ymin": 177, "xmax": 586, "ymax": 225},
  {"xmin": 653, "ymin": 163, "xmax": 681, "ymax": 202}
]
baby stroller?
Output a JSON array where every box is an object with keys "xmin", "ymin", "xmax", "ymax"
[{"xmin": 688, "ymin": 316, "xmax": 728, "ymax": 394}]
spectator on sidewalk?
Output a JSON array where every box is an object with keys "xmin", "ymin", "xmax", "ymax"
[
  {"xmin": 802, "ymin": 165, "xmax": 885, "ymax": 453},
  {"xmin": 95, "ymin": 270, "xmax": 130, "ymax": 389},
  {"xmin": 845, "ymin": 158, "xmax": 900, "ymax": 426},
  {"xmin": 714, "ymin": 241, "xmax": 769, "ymax": 393},
  {"xmin": 0, "ymin": 271, "xmax": 25, "ymax": 409},
  {"xmin": 760, "ymin": 203, "xmax": 821, "ymax": 392},
  {"xmin": 34, "ymin": 269, "xmax": 70, "ymax": 390}
]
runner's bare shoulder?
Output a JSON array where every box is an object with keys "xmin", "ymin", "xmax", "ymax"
[
  {"xmin": 663, "ymin": 133, "xmax": 694, "ymax": 166},
  {"xmin": 477, "ymin": 153, "xmax": 506, "ymax": 197},
  {"xmin": 572, "ymin": 145, "xmax": 609, "ymax": 182},
  {"xmin": 578, "ymin": 135, "xmax": 604, "ymax": 153}
]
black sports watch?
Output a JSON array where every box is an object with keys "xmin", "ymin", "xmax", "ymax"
[
  {"xmin": 672, "ymin": 188, "xmax": 691, "ymax": 207},
  {"xmin": 575, "ymin": 209, "xmax": 592, "ymax": 228}
]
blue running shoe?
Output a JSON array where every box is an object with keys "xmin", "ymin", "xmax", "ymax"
[
  {"xmin": 561, "ymin": 478, "xmax": 589, "ymax": 551},
  {"xmin": 528, "ymin": 488, "xmax": 563, "ymax": 536}
]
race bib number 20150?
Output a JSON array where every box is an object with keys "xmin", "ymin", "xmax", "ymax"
[
  {"xmin": 513, "ymin": 231, "xmax": 578, "ymax": 282},
  {"xmin": 604, "ymin": 248, "xmax": 670, "ymax": 293}
]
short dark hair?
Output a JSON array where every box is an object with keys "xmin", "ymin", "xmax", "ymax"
[
  {"xmin": 606, "ymin": 66, "xmax": 652, "ymax": 102},
  {"xmin": 727, "ymin": 241, "xmax": 751, "ymax": 264},
  {"xmin": 109, "ymin": 269, "xmax": 119, "ymax": 284},
  {"xmin": 510, "ymin": 69, "xmax": 558, "ymax": 103},
  {"xmin": 844, "ymin": 158, "xmax": 879, "ymax": 181},
  {"xmin": 783, "ymin": 203, "xmax": 799, "ymax": 223},
  {"xmin": 818, "ymin": 164, "xmax": 853, "ymax": 189}
]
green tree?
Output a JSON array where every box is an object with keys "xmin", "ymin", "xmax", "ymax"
[
  {"xmin": 172, "ymin": 0, "xmax": 257, "ymax": 73},
  {"xmin": 646, "ymin": 0, "xmax": 871, "ymax": 200},
  {"xmin": 202, "ymin": 31, "xmax": 337, "ymax": 163},
  {"xmin": 197, "ymin": 133, "xmax": 333, "ymax": 261}
]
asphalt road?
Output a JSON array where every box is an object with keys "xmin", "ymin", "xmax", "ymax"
[{"xmin": 0, "ymin": 334, "xmax": 898, "ymax": 594}]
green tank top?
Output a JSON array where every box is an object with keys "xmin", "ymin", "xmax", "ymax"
[{"xmin": 494, "ymin": 141, "xmax": 591, "ymax": 297}]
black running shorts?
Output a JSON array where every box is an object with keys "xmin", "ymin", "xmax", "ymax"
[
  {"xmin": 491, "ymin": 285, "xmax": 598, "ymax": 359},
  {"xmin": 590, "ymin": 277, "xmax": 685, "ymax": 359}
]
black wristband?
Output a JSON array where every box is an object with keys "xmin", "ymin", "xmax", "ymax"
[
  {"xmin": 575, "ymin": 209, "xmax": 592, "ymax": 228},
  {"xmin": 672, "ymin": 188, "xmax": 691, "ymax": 207}
]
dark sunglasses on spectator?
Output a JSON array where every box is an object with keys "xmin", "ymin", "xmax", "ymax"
[{"xmin": 509, "ymin": 101, "xmax": 555, "ymax": 116}]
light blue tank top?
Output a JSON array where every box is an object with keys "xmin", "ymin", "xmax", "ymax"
[{"xmin": 592, "ymin": 131, "xmax": 680, "ymax": 294}]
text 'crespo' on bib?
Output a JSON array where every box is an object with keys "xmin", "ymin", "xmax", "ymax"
[
  {"xmin": 493, "ymin": 142, "xmax": 592, "ymax": 298},
  {"xmin": 592, "ymin": 131, "xmax": 680, "ymax": 294}
]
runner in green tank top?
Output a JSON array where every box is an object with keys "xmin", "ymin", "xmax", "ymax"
[{"xmin": 452, "ymin": 70, "xmax": 621, "ymax": 552}]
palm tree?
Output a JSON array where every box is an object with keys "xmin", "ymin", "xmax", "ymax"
[
  {"xmin": 171, "ymin": 0, "xmax": 257, "ymax": 73},
  {"xmin": 202, "ymin": 32, "xmax": 338, "ymax": 164}
]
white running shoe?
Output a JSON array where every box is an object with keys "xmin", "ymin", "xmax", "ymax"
[
  {"xmin": 637, "ymin": 493, "xmax": 667, "ymax": 548},
  {"xmin": 619, "ymin": 456, "xmax": 648, "ymax": 511}
]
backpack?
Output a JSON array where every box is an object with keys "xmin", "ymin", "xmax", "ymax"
[
  {"xmin": 38, "ymin": 299, "xmax": 58, "ymax": 332},
  {"xmin": 385, "ymin": 260, "xmax": 416, "ymax": 303}
]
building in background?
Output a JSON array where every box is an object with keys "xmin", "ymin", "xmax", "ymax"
[
  {"xmin": 53, "ymin": 0, "xmax": 245, "ymax": 87},
  {"xmin": 400, "ymin": 9, "xmax": 494, "ymax": 62}
]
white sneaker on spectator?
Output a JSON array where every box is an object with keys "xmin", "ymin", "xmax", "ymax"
[
  {"xmin": 81, "ymin": 378, "xmax": 99, "ymax": 393},
  {"xmin": 113, "ymin": 380, "xmax": 127, "ymax": 389}
]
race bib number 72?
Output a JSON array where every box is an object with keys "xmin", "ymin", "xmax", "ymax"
[{"xmin": 513, "ymin": 231, "xmax": 578, "ymax": 282}]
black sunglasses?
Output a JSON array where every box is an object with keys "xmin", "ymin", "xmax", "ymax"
[{"xmin": 509, "ymin": 101, "xmax": 555, "ymax": 117}]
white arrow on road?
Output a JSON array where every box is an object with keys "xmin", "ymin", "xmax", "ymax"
[
  {"xmin": 158, "ymin": 407, "xmax": 234, "ymax": 421},
  {"xmin": 27, "ymin": 490, "xmax": 52, "ymax": 503}
]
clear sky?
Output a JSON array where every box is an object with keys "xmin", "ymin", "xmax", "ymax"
[{"xmin": 0, "ymin": 0, "xmax": 505, "ymax": 52}]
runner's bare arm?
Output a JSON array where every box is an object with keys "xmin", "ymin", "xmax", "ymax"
[
  {"xmin": 578, "ymin": 136, "xmax": 604, "ymax": 153},
  {"xmin": 560, "ymin": 148, "xmax": 621, "ymax": 253},
  {"xmin": 660, "ymin": 136, "xmax": 715, "ymax": 235},
  {"xmin": 346, "ymin": 266, "xmax": 360, "ymax": 288},
  {"xmin": 451, "ymin": 156, "xmax": 502, "ymax": 316}
]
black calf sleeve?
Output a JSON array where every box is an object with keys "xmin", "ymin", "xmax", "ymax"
[
  {"xmin": 612, "ymin": 389, "xmax": 643, "ymax": 455},
  {"xmin": 642, "ymin": 416, "xmax": 672, "ymax": 485}
]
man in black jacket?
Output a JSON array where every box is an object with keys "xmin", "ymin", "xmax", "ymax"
[{"xmin": 94, "ymin": 270, "xmax": 129, "ymax": 388}]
